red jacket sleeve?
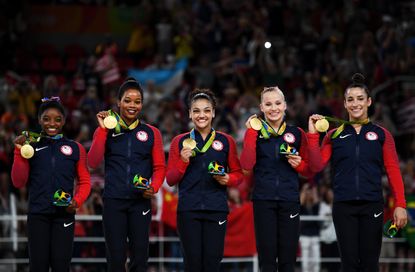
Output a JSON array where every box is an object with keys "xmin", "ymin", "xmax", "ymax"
[
  {"xmin": 148, "ymin": 125, "xmax": 166, "ymax": 193},
  {"xmin": 381, "ymin": 127, "xmax": 406, "ymax": 208},
  {"xmin": 307, "ymin": 131, "xmax": 333, "ymax": 173},
  {"xmin": 11, "ymin": 147, "xmax": 30, "ymax": 188},
  {"xmin": 166, "ymin": 134, "xmax": 190, "ymax": 186},
  {"xmin": 294, "ymin": 128, "xmax": 313, "ymax": 178},
  {"xmin": 73, "ymin": 142, "xmax": 91, "ymax": 207},
  {"xmin": 87, "ymin": 127, "xmax": 108, "ymax": 169},
  {"xmin": 223, "ymin": 133, "xmax": 243, "ymax": 187},
  {"xmin": 240, "ymin": 128, "xmax": 258, "ymax": 171}
]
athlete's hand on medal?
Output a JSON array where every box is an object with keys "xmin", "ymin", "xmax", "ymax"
[
  {"xmin": 286, "ymin": 154, "xmax": 302, "ymax": 168},
  {"xmin": 245, "ymin": 114, "xmax": 257, "ymax": 129},
  {"xmin": 394, "ymin": 207, "xmax": 408, "ymax": 229},
  {"xmin": 96, "ymin": 111, "xmax": 110, "ymax": 129},
  {"xmin": 66, "ymin": 199, "xmax": 78, "ymax": 214},
  {"xmin": 180, "ymin": 147, "xmax": 193, "ymax": 163},
  {"xmin": 308, "ymin": 114, "xmax": 325, "ymax": 134},
  {"xmin": 212, "ymin": 173, "xmax": 229, "ymax": 186},
  {"xmin": 14, "ymin": 135, "xmax": 27, "ymax": 149},
  {"xmin": 142, "ymin": 186, "xmax": 155, "ymax": 199}
]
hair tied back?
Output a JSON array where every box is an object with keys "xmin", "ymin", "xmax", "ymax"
[{"xmin": 351, "ymin": 73, "xmax": 365, "ymax": 85}]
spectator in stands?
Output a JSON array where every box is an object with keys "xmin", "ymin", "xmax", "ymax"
[
  {"xmin": 307, "ymin": 73, "xmax": 408, "ymax": 271},
  {"xmin": 166, "ymin": 89, "xmax": 243, "ymax": 272},
  {"xmin": 240, "ymin": 86, "xmax": 311, "ymax": 272},
  {"xmin": 88, "ymin": 77, "xmax": 166, "ymax": 272},
  {"xmin": 11, "ymin": 97, "xmax": 91, "ymax": 272}
]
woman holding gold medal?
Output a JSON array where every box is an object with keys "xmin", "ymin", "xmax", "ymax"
[
  {"xmin": 307, "ymin": 73, "xmax": 407, "ymax": 271},
  {"xmin": 166, "ymin": 89, "xmax": 243, "ymax": 272},
  {"xmin": 88, "ymin": 77, "xmax": 166, "ymax": 272},
  {"xmin": 11, "ymin": 97, "xmax": 91, "ymax": 272},
  {"xmin": 240, "ymin": 86, "xmax": 311, "ymax": 272}
]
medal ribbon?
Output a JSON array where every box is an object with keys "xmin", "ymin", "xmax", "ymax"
[
  {"xmin": 108, "ymin": 110, "xmax": 140, "ymax": 134},
  {"xmin": 259, "ymin": 118, "xmax": 286, "ymax": 139},
  {"xmin": 324, "ymin": 116, "xmax": 370, "ymax": 139},
  {"xmin": 190, "ymin": 128, "xmax": 216, "ymax": 155},
  {"xmin": 22, "ymin": 131, "xmax": 63, "ymax": 143}
]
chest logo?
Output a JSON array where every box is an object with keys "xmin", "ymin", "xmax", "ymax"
[
  {"xmin": 136, "ymin": 131, "xmax": 148, "ymax": 142},
  {"xmin": 212, "ymin": 140, "xmax": 224, "ymax": 151},
  {"xmin": 283, "ymin": 133, "xmax": 295, "ymax": 143},
  {"xmin": 365, "ymin": 131, "xmax": 378, "ymax": 141},
  {"xmin": 60, "ymin": 145, "xmax": 73, "ymax": 156}
]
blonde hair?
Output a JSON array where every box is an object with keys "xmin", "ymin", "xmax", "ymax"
[{"xmin": 260, "ymin": 86, "xmax": 285, "ymax": 102}]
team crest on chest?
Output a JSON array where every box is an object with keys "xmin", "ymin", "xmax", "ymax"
[
  {"xmin": 136, "ymin": 131, "xmax": 148, "ymax": 142},
  {"xmin": 212, "ymin": 140, "xmax": 224, "ymax": 151},
  {"xmin": 365, "ymin": 131, "xmax": 378, "ymax": 141},
  {"xmin": 60, "ymin": 145, "xmax": 73, "ymax": 156},
  {"xmin": 283, "ymin": 133, "xmax": 295, "ymax": 143}
]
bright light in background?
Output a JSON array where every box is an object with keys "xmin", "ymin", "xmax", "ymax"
[{"xmin": 264, "ymin": 41, "xmax": 271, "ymax": 49}]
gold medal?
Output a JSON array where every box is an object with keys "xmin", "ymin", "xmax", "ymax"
[
  {"xmin": 315, "ymin": 119, "xmax": 329, "ymax": 132},
  {"xmin": 249, "ymin": 117, "xmax": 263, "ymax": 131},
  {"xmin": 182, "ymin": 138, "xmax": 197, "ymax": 149},
  {"xmin": 20, "ymin": 144, "xmax": 34, "ymax": 159},
  {"xmin": 103, "ymin": 115, "xmax": 118, "ymax": 129}
]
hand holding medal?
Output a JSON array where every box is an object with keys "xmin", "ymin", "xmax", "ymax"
[
  {"xmin": 97, "ymin": 110, "xmax": 117, "ymax": 129},
  {"xmin": 15, "ymin": 131, "xmax": 42, "ymax": 159}
]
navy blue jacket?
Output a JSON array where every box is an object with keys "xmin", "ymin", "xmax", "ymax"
[
  {"xmin": 12, "ymin": 137, "xmax": 90, "ymax": 214},
  {"xmin": 88, "ymin": 123, "xmax": 166, "ymax": 199},
  {"xmin": 308, "ymin": 123, "xmax": 406, "ymax": 207},
  {"xmin": 166, "ymin": 130, "xmax": 243, "ymax": 212},
  {"xmin": 241, "ymin": 125, "xmax": 311, "ymax": 202}
]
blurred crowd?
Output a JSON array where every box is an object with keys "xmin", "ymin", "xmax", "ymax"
[{"xmin": 1, "ymin": 0, "xmax": 415, "ymax": 271}]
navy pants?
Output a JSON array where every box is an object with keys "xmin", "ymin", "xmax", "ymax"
[
  {"xmin": 253, "ymin": 200, "xmax": 300, "ymax": 272},
  {"xmin": 177, "ymin": 211, "xmax": 228, "ymax": 272},
  {"xmin": 27, "ymin": 212, "xmax": 75, "ymax": 272},
  {"xmin": 103, "ymin": 198, "xmax": 151, "ymax": 272},
  {"xmin": 333, "ymin": 201, "xmax": 384, "ymax": 272}
]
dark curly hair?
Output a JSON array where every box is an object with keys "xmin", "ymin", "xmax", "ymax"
[{"xmin": 188, "ymin": 88, "xmax": 217, "ymax": 109}]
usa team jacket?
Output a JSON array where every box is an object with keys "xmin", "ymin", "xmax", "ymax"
[
  {"xmin": 307, "ymin": 122, "xmax": 406, "ymax": 208},
  {"xmin": 240, "ymin": 125, "xmax": 311, "ymax": 201},
  {"xmin": 166, "ymin": 130, "xmax": 243, "ymax": 212},
  {"xmin": 88, "ymin": 123, "xmax": 166, "ymax": 199},
  {"xmin": 11, "ymin": 137, "xmax": 91, "ymax": 214}
]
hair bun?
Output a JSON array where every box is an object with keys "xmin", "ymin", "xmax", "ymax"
[{"xmin": 351, "ymin": 73, "xmax": 365, "ymax": 84}]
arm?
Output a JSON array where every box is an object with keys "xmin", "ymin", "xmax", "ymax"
[
  {"xmin": 293, "ymin": 128, "xmax": 313, "ymax": 178},
  {"xmin": 149, "ymin": 126, "xmax": 166, "ymax": 193},
  {"xmin": 307, "ymin": 132, "xmax": 332, "ymax": 173},
  {"xmin": 73, "ymin": 142, "xmax": 91, "ymax": 207},
  {"xmin": 166, "ymin": 135, "xmax": 189, "ymax": 186},
  {"xmin": 240, "ymin": 128, "xmax": 257, "ymax": 171},
  {"xmin": 381, "ymin": 128, "xmax": 406, "ymax": 208},
  {"xmin": 11, "ymin": 147, "xmax": 30, "ymax": 188},
  {"xmin": 224, "ymin": 134, "xmax": 243, "ymax": 186},
  {"xmin": 87, "ymin": 127, "xmax": 108, "ymax": 169}
]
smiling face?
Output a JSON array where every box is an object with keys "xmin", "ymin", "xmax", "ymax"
[
  {"xmin": 39, "ymin": 108, "xmax": 65, "ymax": 136},
  {"xmin": 260, "ymin": 89, "xmax": 287, "ymax": 125},
  {"xmin": 117, "ymin": 88, "xmax": 142, "ymax": 124},
  {"xmin": 189, "ymin": 98, "xmax": 215, "ymax": 131},
  {"xmin": 344, "ymin": 87, "xmax": 372, "ymax": 121}
]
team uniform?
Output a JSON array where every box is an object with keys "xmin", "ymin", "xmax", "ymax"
[
  {"xmin": 88, "ymin": 122, "xmax": 165, "ymax": 272},
  {"xmin": 307, "ymin": 122, "xmax": 406, "ymax": 271},
  {"xmin": 241, "ymin": 124, "xmax": 311, "ymax": 272},
  {"xmin": 166, "ymin": 129, "xmax": 243, "ymax": 272},
  {"xmin": 11, "ymin": 136, "xmax": 90, "ymax": 272}
]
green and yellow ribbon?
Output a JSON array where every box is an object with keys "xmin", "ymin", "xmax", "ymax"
[
  {"xmin": 108, "ymin": 110, "xmax": 140, "ymax": 134},
  {"xmin": 258, "ymin": 118, "xmax": 286, "ymax": 139},
  {"xmin": 323, "ymin": 116, "xmax": 370, "ymax": 139},
  {"xmin": 190, "ymin": 128, "xmax": 216, "ymax": 156}
]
